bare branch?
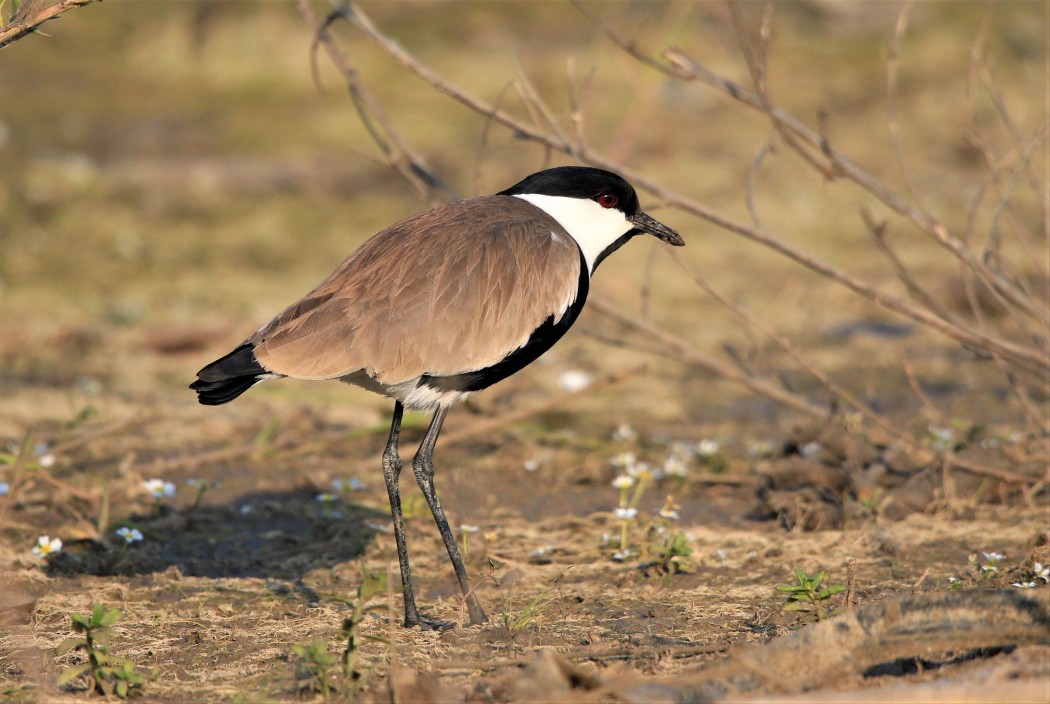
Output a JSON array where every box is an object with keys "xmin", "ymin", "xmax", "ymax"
[
  {"xmin": 294, "ymin": 0, "xmax": 455, "ymax": 203},
  {"xmin": 0, "ymin": 0, "xmax": 100, "ymax": 50},
  {"xmin": 660, "ymin": 46, "xmax": 1049, "ymax": 328},
  {"xmin": 886, "ymin": 2, "xmax": 925, "ymax": 203},
  {"xmin": 587, "ymin": 295, "xmax": 831, "ymax": 420}
]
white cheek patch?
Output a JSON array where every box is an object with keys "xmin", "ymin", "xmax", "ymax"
[{"xmin": 515, "ymin": 194, "xmax": 633, "ymax": 274}]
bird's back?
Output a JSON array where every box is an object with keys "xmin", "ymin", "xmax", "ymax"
[{"xmin": 248, "ymin": 196, "xmax": 585, "ymax": 388}]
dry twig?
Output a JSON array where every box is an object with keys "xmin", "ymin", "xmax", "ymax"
[{"xmin": 0, "ymin": 0, "xmax": 99, "ymax": 50}]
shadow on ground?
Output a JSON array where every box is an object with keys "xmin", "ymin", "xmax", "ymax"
[{"xmin": 46, "ymin": 488, "xmax": 386, "ymax": 581}]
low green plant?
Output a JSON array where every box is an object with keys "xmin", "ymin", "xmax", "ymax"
[
  {"xmin": 502, "ymin": 588, "xmax": 555, "ymax": 634},
  {"xmin": 56, "ymin": 604, "xmax": 145, "ymax": 698},
  {"xmin": 341, "ymin": 569, "xmax": 390, "ymax": 682},
  {"xmin": 776, "ymin": 568, "xmax": 845, "ymax": 622},
  {"xmin": 291, "ymin": 638, "xmax": 337, "ymax": 697},
  {"xmin": 653, "ymin": 532, "xmax": 693, "ymax": 575}
]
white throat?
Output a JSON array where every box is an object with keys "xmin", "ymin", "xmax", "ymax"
[{"xmin": 514, "ymin": 194, "xmax": 634, "ymax": 274}]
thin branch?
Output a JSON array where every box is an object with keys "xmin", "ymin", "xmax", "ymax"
[
  {"xmin": 886, "ymin": 2, "xmax": 924, "ymax": 203},
  {"xmin": 660, "ymin": 45, "xmax": 1048, "ymax": 329},
  {"xmin": 295, "ymin": 0, "xmax": 455, "ymax": 203},
  {"xmin": 587, "ymin": 295, "xmax": 830, "ymax": 420},
  {"xmin": 860, "ymin": 208, "xmax": 959, "ymax": 324},
  {"xmin": 0, "ymin": 0, "xmax": 99, "ymax": 50}
]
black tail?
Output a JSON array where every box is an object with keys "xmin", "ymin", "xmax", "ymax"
[{"xmin": 190, "ymin": 343, "xmax": 271, "ymax": 406}]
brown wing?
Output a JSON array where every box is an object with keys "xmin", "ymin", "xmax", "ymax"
[{"xmin": 249, "ymin": 196, "xmax": 582, "ymax": 383}]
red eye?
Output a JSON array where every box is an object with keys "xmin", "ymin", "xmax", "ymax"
[{"xmin": 597, "ymin": 193, "xmax": 618, "ymax": 208}]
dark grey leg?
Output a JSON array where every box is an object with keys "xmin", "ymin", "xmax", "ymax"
[
  {"xmin": 381, "ymin": 401, "xmax": 421, "ymax": 627},
  {"xmin": 411, "ymin": 406, "xmax": 488, "ymax": 626}
]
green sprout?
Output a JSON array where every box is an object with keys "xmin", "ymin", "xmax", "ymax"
[
  {"xmin": 56, "ymin": 604, "xmax": 145, "ymax": 698},
  {"xmin": 776, "ymin": 568, "xmax": 845, "ymax": 622},
  {"xmin": 290, "ymin": 638, "xmax": 337, "ymax": 698},
  {"xmin": 342, "ymin": 569, "xmax": 389, "ymax": 683},
  {"xmin": 653, "ymin": 532, "xmax": 693, "ymax": 575}
]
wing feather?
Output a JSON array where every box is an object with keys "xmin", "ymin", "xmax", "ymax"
[{"xmin": 250, "ymin": 196, "xmax": 581, "ymax": 383}]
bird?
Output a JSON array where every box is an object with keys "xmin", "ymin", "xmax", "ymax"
[{"xmin": 190, "ymin": 166, "xmax": 684, "ymax": 628}]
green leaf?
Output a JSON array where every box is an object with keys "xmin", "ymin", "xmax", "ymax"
[
  {"xmin": 775, "ymin": 584, "xmax": 807, "ymax": 593},
  {"xmin": 90, "ymin": 603, "xmax": 107, "ymax": 627},
  {"xmin": 98, "ymin": 608, "xmax": 122, "ymax": 628},
  {"xmin": 115, "ymin": 680, "xmax": 128, "ymax": 698},
  {"xmin": 56, "ymin": 637, "xmax": 85, "ymax": 656},
  {"xmin": 71, "ymin": 612, "xmax": 90, "ymax": 629},
  {"xmin": 56, "ymin": 663, "xmax": 92, "ymax": 687},
  {"xmin": 827, "ymin": 585, "xmax": 846, "ymax": 595},
  {"xmin": 358, "ymin": 571, "xmax": 387, "ymax": 602},
  {"xmin": 794, "ymin": 568, "xmax": 807, "ymax": 584},
  {"xmin": 782, "ymin": 602, "xmax": 810, "ymax": 612}
]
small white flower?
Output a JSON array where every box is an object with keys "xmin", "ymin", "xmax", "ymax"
[
  {"xmin": 611, "ymin": 548, "xmax": 637, "ymax": 562},
  {"xmin": 529, "ymin": 545, "xmax": 552, "ymax": 558},
  {"xmin": 696, "ymin": 439, "xmax": 720, "ymax": 458},
  {"xmin": 715, "ymin": 548, "xmax": 728, "ymax": 562},
  {"xmin": 659, "ymin": 507, "xmax": 680, "ymax": 521},
  {"xmin": 315, "ymin": 493, "xmax": 337, "ymax": 503},
  {"xmin": 612, "ymin": 424, "xmax": 637, "ymax": 442},
  {"xmin": 31, "ymin": 535, "xmax": 62, "ymax": 558},
  {"xmin": 947, "ymin": 576, "xmax": 959, "ymax": 584},
  {"xmin": 980, "ymin": 564, "xmax": 999, "ymax": 573},
  {"xmin": 626, "ymin": 462, "xmax": 656, "ymax": 481},
  {"xmin": 929, "ymin": 425, "xmax": 955, "ymax": 452},
  {"xmin": 982, "ymin": 552, "xmax": 1006, "ymax": 562},
  {"xmin": 1013, "ymin": 581, "xmax": 1038, "ymax": 589},
  {"xmin": 523, "ymin": 458, "xmax": 540, "ymax": 472},
  {"xmin": 143, "ymin": 479, "xmax": 175, "ymax": 499},
  {"xmin": 800, "ymin": 442, "xmax": 822, "ymax": 459},
  {"xmin": 368, "ymin": 522, "xmax": 391, "ymax": 534},
  {"xmin": 0, "ymin": 482, "xmax": 9, "ymax": 496},
  {"xmin": 612, "ymin": 475, "xmax": 635, "ymax": 489},
  {"xmin": 614, "ymin": 507, "xmax": 638, "ymax": 521},
  {"xmin": 116, "ymin": 527, "xmax": 143, "ymax": 544},
  {"xmin": 239, "ymin": 504, "xmax": 253, "ymax": 515},
  {"xmin": 34, "ymin": 444, "xmax": 55, "ymax": 468},
  {"xmin": 663, "ymin": 456, "xmax": 688, "ymax": 478},
  {"xmin": 459, "ymin": 524, "xmax": 480, "ymax": 534},
  {"xmin": 558, "ymin": 369, "xmax": 592, "ymax": 392},
  {"xmin": 1035, "ymin": 563, "xmax": 1049, "ymax": 582},
  {"xmin": 611, "ymin": 452, "xmax": 637, "ymax": 469}
]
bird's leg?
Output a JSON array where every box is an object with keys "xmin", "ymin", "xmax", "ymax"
[
  {"xmin": 381, "ymin": 401, "xmax": 422, "ymax": 628},
  {"xmin": 411, "ymin": 406, "xmax": 488, "ymax": 626}
]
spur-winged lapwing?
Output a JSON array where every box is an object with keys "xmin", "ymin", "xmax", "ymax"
[{"xmin": 191, "ymin": 166, "xmax": 684, "ymax": 627}]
